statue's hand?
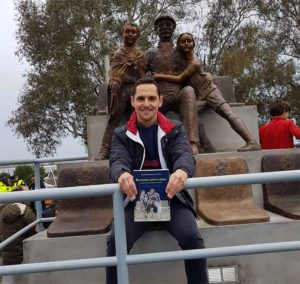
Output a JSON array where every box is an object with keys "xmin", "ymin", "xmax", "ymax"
[{"xmin": 152, "ymin": 72, "xmax": 159, "ymax": 79}]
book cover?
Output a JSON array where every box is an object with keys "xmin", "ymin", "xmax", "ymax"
[{"xmin": 133, "ymin": 169, "xmax": 170, "ymax": 222}]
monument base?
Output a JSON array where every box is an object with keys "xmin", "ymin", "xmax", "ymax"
[
  {"xmin": 87, "ymin": 105, "xmax": 260, "ymax": 160},
  {"xmin": 23, "ymin": 212, "xmax": 300, "ymax": 284},
  {"xmin": 22, "ymin": 149, "xmax": 300, "ymax": 284}
]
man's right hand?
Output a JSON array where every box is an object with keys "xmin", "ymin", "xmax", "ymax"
[{"xmin": 117, "ymin": 172, "xmax": 137, "ymax": 201}]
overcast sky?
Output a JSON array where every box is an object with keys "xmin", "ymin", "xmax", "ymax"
[{"xmin": 0, "ymin": 2, "xmax": 86, "ymax": 161}]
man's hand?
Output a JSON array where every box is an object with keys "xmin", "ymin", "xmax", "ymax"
[
  {"xmin": 165, "ymin": 169, "xmax": 188, "ymax": 199},
  {"xmin": 117, "ymin": 172, "xmax": 137, "ymax": 201}
]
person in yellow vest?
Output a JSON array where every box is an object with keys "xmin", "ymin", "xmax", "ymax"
[
  {"xmin": 0, "ymin": 176, "xmax": 11, "ymax": 192},
  {"xmin": 10, "ymin": 175, "xmax": 26, "ymax": 190}
]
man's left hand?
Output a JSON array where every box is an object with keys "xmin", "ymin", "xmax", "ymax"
[{"xmin": 165, "ymin": 169, "xmax": 188, "ymax": 199}]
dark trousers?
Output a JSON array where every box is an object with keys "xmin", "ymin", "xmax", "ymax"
[{"xmin": 106, "ymin": 197, "xmax": 208, "ymax": 284}]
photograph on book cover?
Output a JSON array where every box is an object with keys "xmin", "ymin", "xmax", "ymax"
[{"xmin": 133, "ymin": 169, "xmax": 170, "ymax": 222}]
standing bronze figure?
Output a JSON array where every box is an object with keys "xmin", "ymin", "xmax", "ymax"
[
  {"xmin": 145, "ymin": 13, "xmax": 200, "ymax": 154},
  {"xmin": 96, "ymin": 23, "xmax": 145, "ymax": 160},
  {"xmin": 153, "ymin": 31, "xmax": 260, "ymax": 151}
]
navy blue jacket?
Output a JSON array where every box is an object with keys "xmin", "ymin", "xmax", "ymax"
[{"xmin": 109, "ymin": 111, "xmax": 197, "ymax": 216}]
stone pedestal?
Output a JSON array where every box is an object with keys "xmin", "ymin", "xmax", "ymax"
[
  {"xmin": 47, "ymin": 161, "xmax": 113, "ymax": 237},
  {"xmin": 87, "ymin": 104, "xmax": 260, "ymax": 160},
  {"xmin": 23, "ymin": 209, "xmax": 300, "ymax": 284}
]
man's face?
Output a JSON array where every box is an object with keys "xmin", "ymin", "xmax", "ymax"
[
  {"xmin": 131, "ymin": 84, "xmax": 163, "ymax": 127},
  {"xmin": 155, "ymin": 19, "xmax": 175, "ymax": 42},
  {"xmin": 123, "ymin": 24, "xmax": 139, "ymax": 47},
  {"xmin": 178, "ymin": 34, "xmax": 194, "ymax": 54}
]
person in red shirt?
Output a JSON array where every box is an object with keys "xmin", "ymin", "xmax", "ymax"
[{"xmin": 259, "ymin": 99, "xmax": 300, "ymax": 149}]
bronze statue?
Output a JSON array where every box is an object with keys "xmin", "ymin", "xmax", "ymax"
[
  {"xmin": 96, "ymin": 23, "xmax": 145, "ymax": 160},
  {"xmin": 144, "ymin": 13, "xmax": 199, "ymax": 154},
  {"xmin": 153, "ymin": 32, "xmax": 260, "ymax": 151}
]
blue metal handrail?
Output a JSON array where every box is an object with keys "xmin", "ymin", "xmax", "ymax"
[
  {"xmin": 1, "ymin": 167, "xmax": 300, "ymax": 284},
  {"xmin": 0, "ymin": 156, "xmax": 87, "ymax": 231}
]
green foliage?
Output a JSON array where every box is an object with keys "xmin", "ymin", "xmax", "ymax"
[
  {"xmin": 0, "ymin": 172, "xmax": 10, "ymax": 179},
  {"xmin": 14, "ymin": 165, "xmax": 46, "ymax": 185},
  {"xmin": 8, "ymin": 0, "xmax": 300, "ymax": 156},
  {"xmin": 198, "ymin": 0, "xmax": 300, "ymax": 123}
]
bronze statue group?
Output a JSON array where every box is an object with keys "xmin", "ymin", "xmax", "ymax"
[
  {"xmin": 103, "ymin": 12, "xmax": 262, "ymax": 284},
  {"xmin": 96, "ymin": 12, "xmax": 260, "ymax": 160}
]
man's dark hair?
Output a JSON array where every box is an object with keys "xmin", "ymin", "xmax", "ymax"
[
  {"xmin": 133, "ymin": 73, "xmax": 160, "ymax": 96},
  {"xmin": 269, "ymin": 99, "xmax": 285, "ymax": 116}
]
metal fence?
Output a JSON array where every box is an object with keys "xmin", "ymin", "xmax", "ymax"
[{"xmin": 1, "ymin": 158, "xmax": 300, "ymax": 284}]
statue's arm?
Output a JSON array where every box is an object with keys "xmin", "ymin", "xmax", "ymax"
[
  {"xmin": 152, "ymin": 72, "xmax": 181, "ymax": 82},
  {"xmin": 152, "ymin": 60, "xmax": 200, "ymax": 82}
]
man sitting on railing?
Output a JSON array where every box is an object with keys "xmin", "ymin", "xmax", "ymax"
[{"xmin": 107, "ymin": 74, "xmax": 208, "ymax": 284}]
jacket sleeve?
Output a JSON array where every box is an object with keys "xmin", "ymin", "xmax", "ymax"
[
  {"xmin": 169, "ymin": 124, "xmax": 195, "ymax": 178},
  {"xmin": 289, "ymin": 121, "xmax": 300, "ymax": 139},
  {"xmin": 109, "ymin": 130, "xmax": 133, "ymax": 183}
]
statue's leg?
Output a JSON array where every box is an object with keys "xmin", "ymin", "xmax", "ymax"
[
  {"xmin": 95, "ymin": 86, "xmax": 133, "ymax": 160},
  {"xmin": 179, "ymin": 86, "xmax": 199, "ymax": 155},
  {"xmin": 196, "ymin": 99, "xmax": 216, "ymax": 153},
  {"xmin": 216, "ymin": 100, "xmax": 261, "ymax": 151}
]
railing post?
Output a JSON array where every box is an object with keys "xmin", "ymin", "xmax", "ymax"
[
  {"xmin": 113, "ymin": 189, "xmax": 129, "ymax": 284},
  {"xmin": 34, "ymin": 162, "xmax": 44, "ymax": 232}
]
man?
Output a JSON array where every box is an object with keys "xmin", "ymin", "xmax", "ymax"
[
  {"xmin": 10, "ymin": 175, "xmax": 26, "ymax": 189},
  {"xmin": 0, "ymin": 176, "xmax": 11, "ymax": 193},
  {"xmin": 107, "ymin": 75, "xmax": 208, "ymax": 284},
  {"xmin": 144, "ymin": 13, "xmax": 199, "ymax": 154},
  {"xmin": 259, "ymin": 99, "xmax": 300, "ymax": 149},
  {"xmin": 96, "ymin": 22, "xmax": 145, "ymax": 159}
]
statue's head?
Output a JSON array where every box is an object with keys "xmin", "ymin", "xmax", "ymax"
[
  {"xmin": 176, "ymin": 33, "xmax": 195, "ymax": 54},
  {"xmin": 122, "ymin": 22, "xmax": 140, "ymax": 47},
  {"xmin": 154, "ymin": 13, "xmax": 176, "ymax": 42}
]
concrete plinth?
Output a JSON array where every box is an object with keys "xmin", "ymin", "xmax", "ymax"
[
  {"xmin": 22, "ymin": 149, "xmax": 300, "ymax": 284},
  {"xmin": 87, "ymin": 105, "xmax": 260, "ymax": 160},
  {"xmin": 23, "ymin": 212, "xmax": 300, "ymax": 284}
]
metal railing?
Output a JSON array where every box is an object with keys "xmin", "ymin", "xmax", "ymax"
[
  {"xmin": 1, "ymin": 159, "xmax": 300, "ymax": 283},
  {"xmin": 0, "ymin": 157, "xmax": 87, "ymax": 231}
]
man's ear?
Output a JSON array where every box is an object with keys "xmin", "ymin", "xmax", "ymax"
[
  {"xmin": 158, "ymin": 95, "xmax": 163, "ymax": 108},
  {"xmin": 131, "ymin": 95, "xmax": 135, "ymax": 108}
]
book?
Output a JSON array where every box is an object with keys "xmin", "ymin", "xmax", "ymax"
[{"xmin": 133, "ymin": 169, "xmax": 170, "ymax": 222}]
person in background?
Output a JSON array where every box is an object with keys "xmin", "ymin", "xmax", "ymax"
[
  {"xmin": 259, "ymin": 99, "xmax": 300, "ymax": 149},
  {"xmin": 0, "ymin": 176, "xmax": 11, "ymax": 193},
  {"xmin": 10, "ymin": 175, "xmax": 26, "ymax": 189},
  {"xmin": 28, "ymin": 175, "xmax": 46, "ymax": 212},
  {"xmin": 0, "ymin": 186, "xmax": 36, "ymax": 284}
]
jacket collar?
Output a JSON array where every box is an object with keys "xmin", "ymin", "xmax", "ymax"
[{"xmin": 126, "ymin": 111, "xmax": 176, "ymax": 135}]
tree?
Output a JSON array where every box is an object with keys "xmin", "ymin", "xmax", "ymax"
[
  {"xmin": 14, "ymin": 165, "xmax": 46, "ymax": 185},
  {"xmin": 9, "ymin": 0, "xmax": 193, "ymax": 157},
  {"xmin": 256, "ymin": 0, "xmax": 300, "ymax": 123},
  {"xmin": 194, "ymin": 0, "xmax": 299, "ymax": 123}
]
